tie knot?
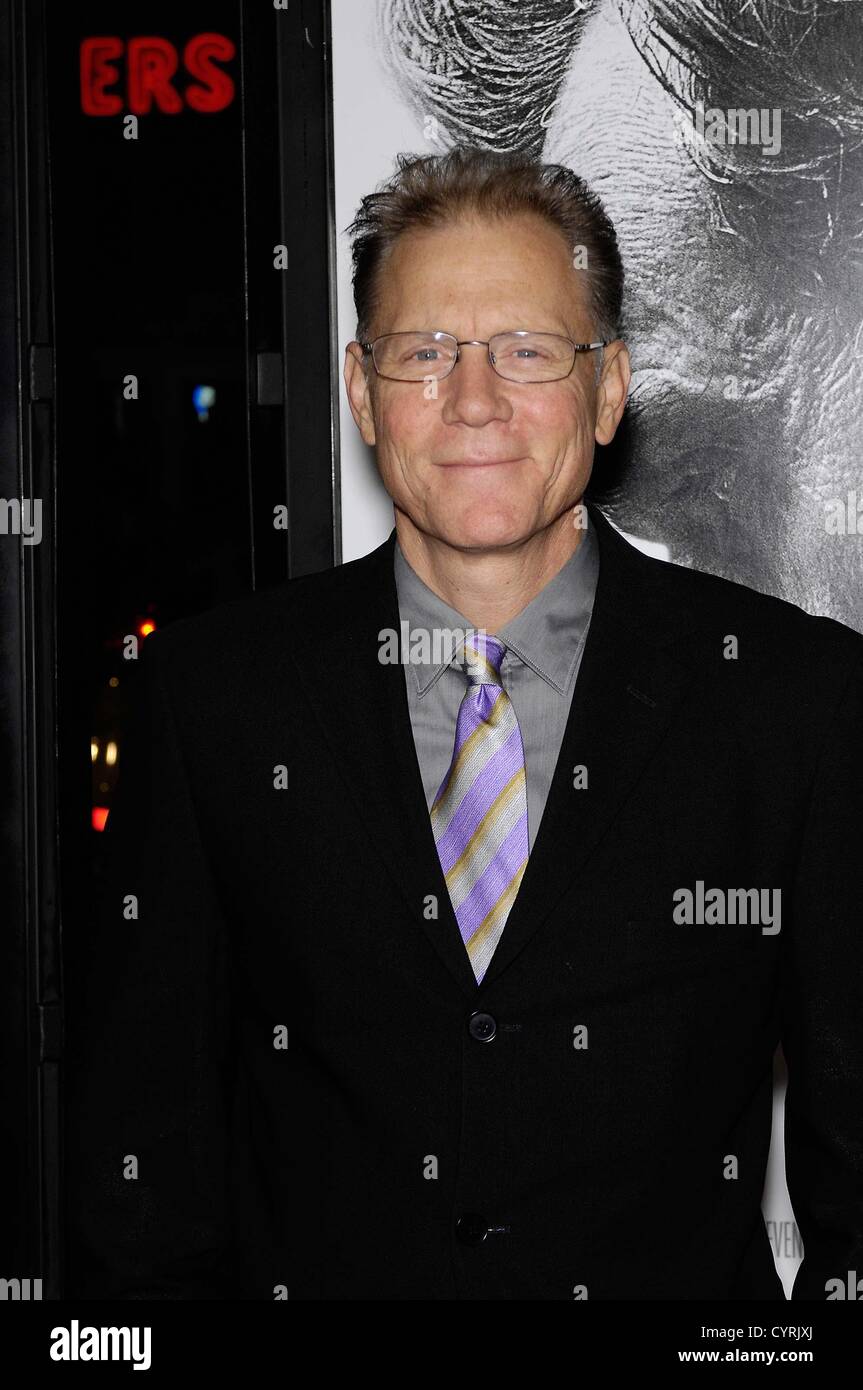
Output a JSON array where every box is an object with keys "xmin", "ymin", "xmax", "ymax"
[{"xmin": 460, "ymin": 631, "xmax": 506, "ymax": 687}]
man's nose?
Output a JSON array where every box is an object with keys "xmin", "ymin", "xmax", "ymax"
[{"xmin": 442, "ymin": 342, "xmax": 511, "ymax": 423}]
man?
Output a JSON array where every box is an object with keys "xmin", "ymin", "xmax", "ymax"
[{"xmin": 67, "ymin": 147, "xmax": 863, "ymax": 1300}]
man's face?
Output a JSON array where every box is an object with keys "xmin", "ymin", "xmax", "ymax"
[{"xmin": 344, "ymin": 212, "xmax": 629, "ymax": 553}]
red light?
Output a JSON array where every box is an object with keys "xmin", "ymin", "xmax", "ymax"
[
  {"xmin": 80, "ymin": 33, "xmax": 235, "ymax": 115},
  {"xmin": 138, "ymin": 620, "xmax": 156, "ymax": 638},
  {"xmin": 92, "ymin": 806, "xmax": 109, "ymax": 832},
  {"xmin": 184, "ymin": 34, "xmax": 236, "ymax": 113},
  {"xmin": 127, "ymin": 36, "xmax": 183, "ymax": 116},
  {"xmin": 80, "ymin": 37, "xmax": 123, "ymax": 116}
]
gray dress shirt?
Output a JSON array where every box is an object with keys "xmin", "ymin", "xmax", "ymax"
[{"xmin": 393, "ymin": 514, "xmax": 600, "ymax": 852}]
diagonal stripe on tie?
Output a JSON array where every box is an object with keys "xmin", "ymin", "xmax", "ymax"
[
  {"xmin": 465, "ymin": 856, "xmax": 529, "ymax": 982},
  {"xmin": 445, "ymin": 766, "xmax": 527, "ymax": 911},
  {"xmin": 431, "ymin": 689, "xmax": 508, "ymax": 816},
  {"xmin": 433, "ymin": 724, "xmax": 525, "ymax": 875}
]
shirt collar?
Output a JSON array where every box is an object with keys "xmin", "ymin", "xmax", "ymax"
[{"xmin": 393, "ymin": 513, "xmax": 599, "ymax": 698}]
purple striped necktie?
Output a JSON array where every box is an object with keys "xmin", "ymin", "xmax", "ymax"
[{"xmin": 431, "ymin": 631, "xmax": 529, "ymax": 984}]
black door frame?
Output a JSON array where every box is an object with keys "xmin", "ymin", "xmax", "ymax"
[
  {"xmin": 241, "ymin": 0, "xmax": 341, "ymax": 584},
  {"xmin": 0, "ymin": 0, "xmax": 61, "ymax": 1301}
]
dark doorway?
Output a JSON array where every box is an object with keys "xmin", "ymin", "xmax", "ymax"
[{"xmin": 1, "ymin": 0, "xmax": 338, "ymax": 1295}]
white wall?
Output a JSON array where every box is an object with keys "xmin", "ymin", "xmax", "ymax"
[{"xmin": 332, "ymin": 0, "xmax": 431, "ymax": 561}]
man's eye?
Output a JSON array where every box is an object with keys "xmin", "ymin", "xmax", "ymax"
[
  {"xmin": 400, "ymin": 347, "xmax": 439, "ymax": 363},
  {"xmin": 497, "ymin": 345, "xmax": 547, "ymax": 361}
]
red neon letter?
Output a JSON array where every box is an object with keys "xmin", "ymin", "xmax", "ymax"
[
  {"xmin": 126, "ymin": 36, "xmax": 183, "ymax": 115},
  {"xmin": 80, "ymin": 37, "xmax": 123, "ymax": 116},
  {"xmin": 183, "ymin": 33, "xmax": 236, "ymax": 113}
]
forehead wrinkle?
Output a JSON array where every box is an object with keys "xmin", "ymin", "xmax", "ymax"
[{"xmin": 379, "ymin": 242, "xmax": 591, "ymax": 339}]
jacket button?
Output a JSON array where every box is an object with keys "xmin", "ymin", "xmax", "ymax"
[
  {"xmin": 468, "ymin": 1011, "xmax": 496, "ymax": 1042},
  {"xmin": 455, "ymin": 1213, "xmax": 488, "ymax": 1245}
]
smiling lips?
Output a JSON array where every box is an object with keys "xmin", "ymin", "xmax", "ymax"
[{"xmin": 435, "ymin": 456, "xmax": 526, "ymax": 468}]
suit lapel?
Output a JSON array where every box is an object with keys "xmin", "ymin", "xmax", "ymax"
[
  {"xmin": 287, "ymin": 508, "xmax": 700, "ymax": 999},
  {"xmin": 478, "ymin": 508, "xmax": 699, "ymax": 989},
  {"xmin": 286, "ymin": 533, "xmax": 479, "ymax": 996}
]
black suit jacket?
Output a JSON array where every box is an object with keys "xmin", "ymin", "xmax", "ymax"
[{"xmin": 66, "ymin": 505, "xmax": 863, "ymax": 1300}]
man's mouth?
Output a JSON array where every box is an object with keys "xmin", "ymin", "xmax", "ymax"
[{"xmin": 434, "ymin": 456, "xmax": 526, "ymax": 469}]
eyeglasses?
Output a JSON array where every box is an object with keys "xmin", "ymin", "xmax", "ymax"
[{"xmin": 359, "ymin": 330, "xmax": 606, "ymax": 384}]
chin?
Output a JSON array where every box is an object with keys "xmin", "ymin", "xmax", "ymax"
[{"xmin": 436, "ymin": 512, "xmax": 532, "ymax": 552}]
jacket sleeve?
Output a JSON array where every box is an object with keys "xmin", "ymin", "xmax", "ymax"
[
  {"xmin": 65, "ymin": 627, "xmax": 234, "ymax": 1298},
  {"xmin": 782, "ymin": 632, "xmax": 863, "ymax": 1301}
]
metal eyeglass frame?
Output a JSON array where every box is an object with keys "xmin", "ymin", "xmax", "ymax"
[{"xmin": 359, "ymin": 330, "xmax": 607, "ymax": 383}]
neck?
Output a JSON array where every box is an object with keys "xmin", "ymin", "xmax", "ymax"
[{"xmin": 395, "ymin": 508, "xmax": 586, "ymax": 631}]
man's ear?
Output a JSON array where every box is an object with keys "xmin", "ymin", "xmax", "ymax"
[
  {"xmin": 594, "ymin": 340, "xmax": 631, "ymax": 446},
  {"xmin": 344, "ymin": 342, "xmax": 377, "ymax": 447}
]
